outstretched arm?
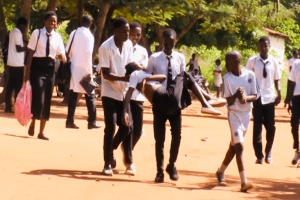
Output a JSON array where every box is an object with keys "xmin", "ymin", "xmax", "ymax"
[
  {"xmin": 101, "ymin": 68, "xmax": 129, "ymax": 82},
  {"xmin": 145, "ymin": 74, "xmax": 166, "ymax": 82},
  {"xmin": 122, "ymin": 88, "xmax": 135, "ymax": 126}
]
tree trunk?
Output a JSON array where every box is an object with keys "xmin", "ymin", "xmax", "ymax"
[
  {"xmin": 92, "ymin": 0, "xmax": 111, "ymax": 61},
  {"xmin": 155, "ymin": 24, "xmax": 164, "ymax": 51},
  {"xmin": 0, "ymin": 0, "xmax": 7, "ymax": 45},
  {"xmin": 20, "ymin": 0, "xmax": 32, "ymax": 41},
  {"xmin": 177, "ymin": 16, "xmax": 199, "ymax": 41},
  {"xmin": 76, "ymin": 0, "xmax": 84, "ymax": 27},
  {"xmin": 46, "ymin": 0, "xmax": 59, "ymax": 12}
]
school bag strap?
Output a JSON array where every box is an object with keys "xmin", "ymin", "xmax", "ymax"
[
  {"xmin": 67, "ymin": 29, "xmax": 77, "ymax": 57},
  {"xmin": 33, "ymin": 29, "xmax": 41, "ymax": 53}
]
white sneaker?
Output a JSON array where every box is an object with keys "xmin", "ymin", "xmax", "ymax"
[
  {"xmin": 125, "ymin": 164, "xmax": 136, "ymax": 176},
  {"xmin": 292, "ymin": 151, "xmax": 300, "ymax": 165},
  {"xmin": 208, "ymin": 99, "xmax": 226, "ymax": 107},
  {"xmin": 102, "ymin": 167, "xmax": 113, "ymax": 176},
  {"xmin": 201, "ymin": 107, "xmax": 221, "ymax": 115}
]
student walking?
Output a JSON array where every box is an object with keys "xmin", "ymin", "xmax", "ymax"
[
  {"xmin": 213, "ymin": 59, "xmax": 223, "ymax": 98},
  {"xmin": 65, "ymin": 15, "xmax": 101, "ymax": 130},
  {"xmin": 24, "ymin": 11, "xmax": 66, "ymax": 140},
  {"xmin": 5, "ymin": 17, "xmax": 28, "ymax": 113},
  {"xmin": 216, "ymin": 50, "xmax": 257, "ymax": 192},
  {"xmin": 246, "ymin": 36, "xmax": 281, "ymax": 164}
]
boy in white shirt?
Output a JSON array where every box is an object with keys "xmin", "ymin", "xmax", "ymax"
[
  {"xmin": 216, "ymin": 50, "xmax": 257, "ymax": 192},
  {"xmin": 285, "ymin": 59, "xmax": 300, "ymax": 167}
]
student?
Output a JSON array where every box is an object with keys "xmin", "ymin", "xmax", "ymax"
[
  {"xmin": 216, "ymin": 50, "xmax": 256, "ymax": 192},
  {"xmin": 24, "ymin": 11, "xmax": 66, "ymax": 140},
  {"xmin": 98, "ymin": 17, "xmax": 136, "ymax": 176},
  {"xmin": 246, "ymin": 36, "xmax": 281, "ymax": 164},
  {"xmin": 285, "ymin": 59, "xmax": 300, "ymax": 168},
  {"xmin": 65, "ymin": 15, "xmax": 101, "ymax": 130},
  {"xmin": 213, "ymin": 59, "xmax": 222, "ymax": 98},
  {"xmin": 146, "ymin": 28, "xmax": 185, "ymax": 183},
  {"xmin": 186, "ymin": 53, "xmax": 200, "ymax": 76},
  {"xmin": 5, "ymin": 17, "xmax": 28, "ymax": 113}
]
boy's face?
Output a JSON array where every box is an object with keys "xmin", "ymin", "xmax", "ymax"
[
  {"xmin": 225, "ymin": 56, "xmax": 235, "ymax": 72},
  {"xmin": 44, "ymin": 15, "xmax": 57, "ymax": 32},
  {"xmin": 129, "ymin": 27, "xmax": 142, "ymax": 46},
  {"xmin": 216, "ymin": 61, "xmax": 221, "ymax": 66},
  {"xmin": 258, "ymin": 41, "xmax": 270, "ymax": 56},
  {"xmin": 163, "ymin": 35, "xmax": 176, "ymax": 53},
  {"xmin": 114, "ymin": 23, "xmax": 130, "ymax": 42},
  {"xmin": 293, "ymin": 52, "xmax": 299, "ymax": 58}
]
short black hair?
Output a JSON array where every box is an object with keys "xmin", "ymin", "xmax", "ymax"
[
  {"xmin": 292, "ymin": 49, "xmax": 299, "ymax": 55},
  {"xmin": 17, "ymin": 17, "xmax": 28, "ymax": 26},
  {"xmin": 125, "ymin": 63, "xmax": 137, "ymax": 76},
  {"xmin": 113, "ymin": 17, "xmax": 128, "ymax": 29},
  {"xmin": 215, "ymin": 59, "xmax": 221, "ymax": 63},
  {"xmin": 130, "ymin": 22, "xmax": 141, "ymax": 30},
  {"xmin": 82, "ymin": 15, "xmax": 92, "ymax": 27},
  {"xmin": 163, "ymin": 28, "xmax": 177, "ymax": 39},
  {"xmin": 44, "ymin": 11, "xmax": 57, "ymax": 20},
  {"xmin": 258, "ymin": 36, "xmax": 270, "ymax": 44}
]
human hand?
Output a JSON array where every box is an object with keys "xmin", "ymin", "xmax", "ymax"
[
  {"xmin": 275, "ymin": 94, "xmax": 281, "ymax": 106},
  {"xmin": 287, "ymin": 102, "xmax": 292, "ymax": 115},
  {"xmin": 122, "ymin": 111, "xmax": 131, "ymax": 127},
  {"xmin": 236, "ymin": 87, "xmax": 246, "ymax": 104}
]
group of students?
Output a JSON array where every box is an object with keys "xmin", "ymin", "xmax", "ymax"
[{"xmin": 3, "ymin": 12, "xmax": 300, "ymax": 193}]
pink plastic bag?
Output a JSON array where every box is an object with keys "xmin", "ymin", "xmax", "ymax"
[{"xmin": 15, "ymin": 81, "xmax": 32, "ymax": 126}]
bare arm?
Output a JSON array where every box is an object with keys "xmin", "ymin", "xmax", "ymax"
[
  {"xmin": 101, "ymin": 68, "xmax": 129, "ymax": 82},
  {"xmin": 285, "ymin": 80, "xmax": 295, "ymax": 104},
  {"xmin": 145, "ymin": 74, "xmax": 166, "ymax": 82},
  {"xmin": 58, "ymin": 54, "xmax": 67, "ymax": 63},
  {"xmin": 15, "ymin": 45, "xmax": 27, "ymax": 52},
  {"xmin": 274, "ymin": 79, "xmax": 281, "ymax": 106},
  {"xmin": 122, "ymin": 88, "xmax": 135, "ymax": 126},
  {"xmin": 24, "ymin": 48, "xmax": 34, "ymax": 82}
]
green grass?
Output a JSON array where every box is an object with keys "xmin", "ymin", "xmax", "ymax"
[{"xmin": 281, "ymin": 70, "xmax": 288, "ymax": 99}]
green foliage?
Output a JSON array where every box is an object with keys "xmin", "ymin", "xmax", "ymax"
[{"xmin": 56, "ymin": 20, "xmax": 70, "ymax": 45}]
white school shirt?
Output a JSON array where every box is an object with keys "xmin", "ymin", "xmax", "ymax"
[
  {"xmin": 223, "ymin": 68, "xmax": 257, "ymax": 112},
  {"xmin": 7, "ymin": 28, "xmax": 25, "ymax": 67},
  {"xmin": 288, "ymin": 59, "xmax": 300, "ymax": 96},
  {"xmin": 245, "ymin": 54, "xmax": 281, "ymax": 104},
  {"xmin": 131, "ymin": 44, "xmax": 148, "ymax": 101},
  {"xmin": 129, "ymin": 70, "xmax": 153, "ymax": 89},
  {"xmin": 147, "ymin": 50, "xmax": 185, "ymax": 90},
  {"xmin": 28, "ymin": 27, "xmax": 65, "ymax": 60},
  {"xmin": 289, "ymin": 57, "xmax": 298, "ymax": 68},
  {"xmin": 67, "ymin": 27, "xmax": 94, "ymax": 94},
  {"xmin": 98, "ymin": 36, "xmax": 134, "ymax": 101}
]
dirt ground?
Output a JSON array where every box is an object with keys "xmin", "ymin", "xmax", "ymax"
[{"xmin": 0, "ymin": 92, "xmax": 300, "ymax": 200}]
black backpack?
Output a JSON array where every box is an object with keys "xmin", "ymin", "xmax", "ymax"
[{"xmin": 1, "ymin": 31, "xmax": 10, "ymax": 65}]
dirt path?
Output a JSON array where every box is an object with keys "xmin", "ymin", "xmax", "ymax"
[{"xmin": 0, "ymin": 96, "xmax": 299, "ymax": 200}]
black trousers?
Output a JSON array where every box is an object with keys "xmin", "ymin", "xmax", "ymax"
[
  {"xmin": 102, "ymin": 97, "xmax": 131, "ymax": 166},
  {"xmin": 152, "ymin": 106, "xmax": 181, "ymax": 173},
  {"xmin": 252, "ymin": 97, "xmax": 276, "ymax": 159},
  {"xmin": 5, "ymin": 66, "xmax": 24, "ymax": 111},
  {"xmin": 129, "ymin": 100, "xmax": 143, "ymax": 149},
  {"xmin": 291, "ymin": 95, "xmax": 300, "ymax": 151},
  {"xmin": 66, "ymin": 90, "xmax": 96, "ymax": 125}
]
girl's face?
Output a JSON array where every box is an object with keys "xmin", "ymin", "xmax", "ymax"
[
  {"xmin": 44, "ymin": 15, "xmax": 57, "ymax": 32},
  {"xmin": 129, "ymin": 27, "xmax": 142, "ymax": 46}
]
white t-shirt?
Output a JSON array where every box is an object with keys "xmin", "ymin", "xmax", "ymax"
[
  {"xmin": 67, "ymin": 27, "xmax": 94, "ymax": 94},
  {"xmin": 289, "ymin": 59, "xmax": 300, "ymax": 96},
  {"xmin": 7, "ymin": 28, "xmax": 25, "ymax": 67},
  {"xmin": 289, "ymin": 57, "xmax": 299, "ymax": 68},
  {"xmin": 214, "ymin": 65, "xmax": 222, "ymax": 78},
  {"xmin": 128, "ymin": 70, "xmax": 152, "ymax": 89},
  {"xmin": 147, "ymin": 51, "xmax": 185, "ymax": 90},
  {"xmin": 131, "ymin": 44, "xmax": 148, "ymax": 101},
  {"xmin": 28, "ymin": 27, "xmax": 65, "ymax": 60},
  {"xmin": 98, "ymin": 36, "xmax": 134, "ymax": 101},
  {"xmin": 246, "ymin": 54, "xmax": 281, "ymax": 104},
  {"xmin": 223, "ymin": 68, "xmax": 257, "ymax": 112}
]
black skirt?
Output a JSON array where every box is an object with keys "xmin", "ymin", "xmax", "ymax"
[{"xmin": 30, "ymin": 57, "xmax": 55, "ymax": 120}]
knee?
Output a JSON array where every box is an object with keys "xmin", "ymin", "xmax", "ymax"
[{"xmin": 234, "ymin": 143, "xmax": 243, "ymax": 156}]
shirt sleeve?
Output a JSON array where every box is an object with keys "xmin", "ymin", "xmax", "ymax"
[
  {"xmin": 245, "ymin": 57, "xmax": 254, "ymax": 71},
  {"xmin": 98, "ymin": 45, "xmax": 110, "ymax": 68},
  {"xmin": 14, "ymin": 31, "xmax": 23, "ymax": 46},
  {"xmin": 273, "ymin": 59, "xmax": 281, "ymax": 80},
  {"xmin": 27, "ymin": 29, "xmax": 39, "ymax": 51},
  {"xmin": 146, "ymin": 55, "xmax": 154, "ymax": 74},
  {"xmin": 288, "ymin": 65, "xmax": 296, "ymax": 82},
  {"xmin": 180, "ymin": 54, "xmax": 186, "ymax": 72},
  {"xmin": 222, "ymin": 75, "xmax": 231, "ymax": 98},
  {"xmin": 128, "ymin": 71, "xmax": 139, "ymax": 89},
  {"xmin": 56, "ymin": 35, "xmax": 65, "ymax": 56},
  {"xmin": 141, "ymin": 48, "xmax": 149, "ymax": 68},
  {"xmin": 250, "ymin": 72, "xmax": 258, "ymax": 95}
]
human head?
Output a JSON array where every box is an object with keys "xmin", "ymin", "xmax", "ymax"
[
  {"xmin": 258, "ymin": 36, "xmax": 270, "ymax": 57},
  {"xmin": 192, "ymin": 53, "xmax": 196, "ymax": 59},
  {"xmin": 125, "ymin": 62, "xmax": 137, "ymax": 75},
  {"xmin": 113, "ymin": 17, "xmax": 130, "ymax": 42},
  {"xmin": 44, "ymin": 11, "xmax": 57, "ymax": 33},
  {"xmin": 82, "ymin": 15, "xmax": 92, "ymax": 28},
  {"xmin": 16, "ymin": 17, "xmax": 28, "ymax": 33},
  {"xmin": 292, "ymin": 49, "xmax": 300, "ymax": 59},
  {"xmin": 215, "ymin": 59, "xmax": 221, "ymax": 66},
  {"xmin": 225, "ymin": 50, "xmax": 241, "ymax": 73},
  {"xmin": 163, "ymin": 28, "xmax": 177, "ymax": 55},
  {"xmin": 129, "ymin": 22, "xmax": 142, "ymax": 46}
]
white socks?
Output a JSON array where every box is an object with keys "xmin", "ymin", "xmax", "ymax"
[{"xmin": 239, "ymin": 171, "xmax": 247, "ymax": 183}]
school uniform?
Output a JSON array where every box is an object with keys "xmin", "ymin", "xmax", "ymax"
[
  {"xmin": 5, "ymin": 28, "xmax": 25, "ymax": 112},
  {"xmin": 288, "ymin": 60, "xmax": 300, "ymax": 152},
  {"xmin": 223, "ymin": 68, "xmax": 257, "ymax": 145},
  {"xmin": 27, "ymin": 27, "xmax": 65, "ymax": 120},
  {"xmin": 65, "ymin": 27, "xmax": 97, "ymax": 126},
  {"xmin": 98, "ymin": 36, "xmax": 134, "ymax": 167},
  {"xmin": 146, "ymin": 50, "xmax": 185, "ymax": 174},
  {"xmin": 246, "ymin": 54, "xmax": 281, "ymax": 161}
]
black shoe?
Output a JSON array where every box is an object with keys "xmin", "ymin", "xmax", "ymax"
[
  {"xmin": 166, "ymin": 164, "xmax": 179, "ymax": 181},
  {"xmin": 215, "ymin": 169, "xmax": 227, "ymax": 186},
  {"xmin": 88, "ymin": 122, "xmax": 102, "ymax": 129},
  {"xmin": 154, "ymin": 172, "xmax": 164, "ymax": 183},
  {"xmin": 66, "ymin": 123, "xmax": 79, "ymax": 129},
  {"xmin": 37, "ymin": 133, "xmax": 49, "ymax": 140},
  {"xmin": 28, "ymin": 126, "xmax": 35, "ymax": 136},
  {"xmin": 255, "ymin": 158, "xmax": 264, "ymax": 164}
]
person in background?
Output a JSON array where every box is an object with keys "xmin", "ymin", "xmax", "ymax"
[
  {"xmin": 186, "ymin": 53, "xmax": 201, "ymax": 76},
  {"xmin": 5, "ymin": 17, "xmax": 28, "ymax": 113},
  {"xmin": 213, "ymin": 59, "xmax": 222, "ymax": 98},
  {"xmin": 24, "ymin": 11, "xmax": 66, "ymax": 140}
]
